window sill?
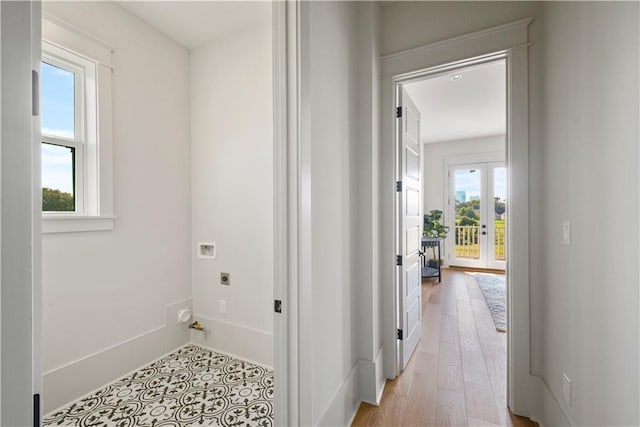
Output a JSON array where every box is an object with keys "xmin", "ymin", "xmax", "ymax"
[{"xmin": 42, "ymin": 215, "xmax": 115, "ymax": 234}]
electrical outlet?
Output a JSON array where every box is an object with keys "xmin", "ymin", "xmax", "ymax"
[
  {"xmin": 198, "ymin": 242, "xmax": 216, "ymax": 259},
  {"xmin": 562, "ymin": 373, "xmax": 572, "ymax": 405},
  {"xmin": 220, "ymin": 272, "xmax": 230, "ymax": 285},
  {"xmin": 219, "ymin": 300, "xmax": 227, "ymax": 314}
]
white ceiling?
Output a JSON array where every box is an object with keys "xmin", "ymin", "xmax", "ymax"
[
  {"xmin": 404, "ymin": 60, "xmax": 506, "ymax": 144},
  {"xmin": 116, "ymin": 1, "xmax": 271, "ymax": 49}
]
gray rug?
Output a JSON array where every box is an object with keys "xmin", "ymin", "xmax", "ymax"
[{"xmin": 474, "ymin": 274, "xmax": 506, "ymax": 332}]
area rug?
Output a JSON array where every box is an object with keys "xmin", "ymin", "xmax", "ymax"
[{"xmin": 474, "ymin": 274, "xmax": 507, "ymax": 332}]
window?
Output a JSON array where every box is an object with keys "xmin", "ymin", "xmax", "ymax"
[
  {"xmin": 41, "ymin": 50, "xmax": 87, "ymax": 213},
  {"xmin": 42, "ymin": 14, "xmax": 114, "ymax": 233}
]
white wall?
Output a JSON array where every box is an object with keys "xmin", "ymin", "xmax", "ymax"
[
  {"xmin": 536, "ymin": 2, "xmax": 639, "ymax": 425},
  {"xmin": 422, "ymin": 135, "xmax": 504, "ymax": 215},
  {"xmin": 381, "ymin": 1, "xmax": 640, "ymax": 425},
  {"xmin": 305, "ymin": 1, "xmax": 360, "ymax": 424},
  {"xmin": 190, "ymin": 21, "xmax": 273, "ymax": 366},
  {"xmin": 41, "ymin": 1, "xmax": 192, "ymax": 412},
  {"xmin": 381, "ymin": 1, "xmax": 539, "ymax": 56}
]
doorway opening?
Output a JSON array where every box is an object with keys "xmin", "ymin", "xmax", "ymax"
[
  {"xmin": 383, "ymin": 49, "xmax": 533, "ymax": 424},
  {"xmin": 35, "ymin": 2, "xmax": 283, "ymax": 426}
]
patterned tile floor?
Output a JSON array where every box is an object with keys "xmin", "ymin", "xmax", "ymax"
[{"xmin": 44, "ymin": 345, "xmax": 274, "ymax": 426}]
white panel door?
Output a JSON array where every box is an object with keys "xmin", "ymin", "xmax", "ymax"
[
  {"xmin": 397, "ymin": 87, "xmax": 422, "ymax": 370},
  {"xmin": 1, "ymin": 1, "xmax": 40, "ymax": 425}
]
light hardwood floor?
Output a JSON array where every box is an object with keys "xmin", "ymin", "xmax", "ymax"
[{"xmin": 352, "ymin": 269, "xmax": 537, "ymax": 427}]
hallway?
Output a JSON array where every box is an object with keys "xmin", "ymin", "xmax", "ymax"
[{"xmin": 353, "ymin": 269, "xmax": 536, "ymax": 426}]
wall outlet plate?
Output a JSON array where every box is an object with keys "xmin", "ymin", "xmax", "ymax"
[
  {"xmin": 198, "ymin": 242, "xmax": 216, "ymax": 259},
  {"xmin": 220, "ymin": 272, "xmax": 230, "ymax": 285},
  {"xmin": 219, "ymin": 300, "xmax": 227, "ymax": 314}
]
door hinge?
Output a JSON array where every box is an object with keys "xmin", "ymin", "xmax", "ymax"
[
  {"xmin": 396, "ymin": 255, "xmax": 402, "ymax": 266},
  {"xmin": 397, "ymin": 329, "xmax": 403, "ymax": 340},
  {"xmin": 274, "ymin": 299, "xmax": 282, "ymax": 314},
  {"xmin": 33, "ymin": 393, "xmax": 41, "ymax": 427},
  {"xmin": 396, "ymin": 106, "xmax": 402, "ymax": 118},
  {"xmin": 396, "ymin": 181, "xmax": 402, "ymax": 192}
]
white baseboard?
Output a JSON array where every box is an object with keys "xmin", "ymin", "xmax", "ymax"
[
  {"xmin": 530, "ymin": 375, "xmax": 572, "ymax": 427},
  {"xmin": 43, "ymin": 298, "xmax": 193, "ymax": 413},
  {"xmin": 374, "ymin": 347, "xmax": 386, "ymax": 404},
  {"xmin": 317, "ymin": 362, "xmax": 361, "ymax": 427},
  {"xmin": 190, "ymin": 314, "xmax": 273, "ymax": 368},
  {"xmin": 356, "ymin": 346, "xmax": 386, "ymax": 405},
  {"xmin": 319, "ymin": 348, "xmax": 386, "ymax": 426}
]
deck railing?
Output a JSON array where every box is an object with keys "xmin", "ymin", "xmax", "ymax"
[
  {"xmin": 494, "ymin": 224, "xmax": 506, "ymax": 260},
  {"xmin": 454, "ymin": 224, "xmax": 506, "ymax": 261},
  {"xmin": 454, "ymin": 225, "xmax": 480, "ymax": 259}
]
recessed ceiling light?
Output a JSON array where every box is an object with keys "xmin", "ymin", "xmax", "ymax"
[{"xmin": 450, "ymin": 74, "xmax": 462, "ymax": 81}]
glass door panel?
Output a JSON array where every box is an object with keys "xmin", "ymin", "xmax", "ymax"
[
  {"xmin": 449, "ymin": 164, "xmax": 487, "ymax": 268},
  {"xmin": 489, "ymin": 163, "xmax": 507, "ymax": 269}
]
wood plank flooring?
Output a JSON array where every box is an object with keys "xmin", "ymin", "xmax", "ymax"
[{"xmin": 352, "ymin": 269, "xmax": 537, "ymax": 427}]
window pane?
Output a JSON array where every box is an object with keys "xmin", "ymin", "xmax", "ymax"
[
  {"xmin": 454, "ymin": 168, "xmax": 481, "ymax": 260},
  {"xmin": 493, "ymin": 167, "xmax": 507, "ymax": 261},
  {"xmin": 42, "ymin": 143, "xmax": 75, "ymax": 212},
  {"xmin": 41, "ymin": 62, "xmax": 75, "ymax": 139}
]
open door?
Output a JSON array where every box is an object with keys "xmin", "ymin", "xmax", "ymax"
[
  {"xmin": 397, "ymin": 87, "xmax": 422, "ymax": 370},
  {"xmin": 1, "ymin": 1, "xmax": 42, "ymax": 425}
]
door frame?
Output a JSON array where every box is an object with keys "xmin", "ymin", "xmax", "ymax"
[
  {"xmin": 442, "ymin": 151, "xmax": 505, "ymax": 268},
  {"xmin": 1, "ymin": 1, "xmax": 42, "ymax": 424},
  {"xmin": 272, "ymin": 1, "xmax": 309, "ymax": 425},
  {"xmin": 446, "ymin": 159, "xmax": 507, "ymax": 270},
  {"xmin": 380, "ymin": 18, "xmax": 533, "ymax": 417}
]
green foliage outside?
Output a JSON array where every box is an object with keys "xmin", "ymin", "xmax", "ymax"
[
  {"xmin": 453, "ymin": 197, "xmax": 507, "ymax": 259},
  {"xmin": 43, "ymin": 187, "xmax": 73, "ymax": 212},
  {"xmin": 423, "ymin": 210, "xmax": 448, "ymax": 261}
]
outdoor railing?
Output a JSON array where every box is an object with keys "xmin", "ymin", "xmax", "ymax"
[
  {"xmin": 454, "ymin": 224, "xmax": 506, "ymax": 261},
  {"xmin": 495, "ymin": 224, "xmax": 505, "ymax": 261},
  {"xmin": 455, "ymin": 225, "xmax": 480, "ymax": 259}
]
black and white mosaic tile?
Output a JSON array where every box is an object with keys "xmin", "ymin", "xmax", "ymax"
[{"xmin": 44, "ymin": 345, "xmax": 274, "ymax": 426}]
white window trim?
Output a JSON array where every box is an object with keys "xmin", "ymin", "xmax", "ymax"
[
  {"xmin": 42, "ymin": 46, "xmax": 87, "ymax": 216},
  {"xmin": 42, "ymin": 13, "xmax": 115, "ymax": 233}
]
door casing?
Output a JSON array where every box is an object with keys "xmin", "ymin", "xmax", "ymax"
[{"xmin": 381, "ymin": 18, "xmax": 533, "ymax": 417}]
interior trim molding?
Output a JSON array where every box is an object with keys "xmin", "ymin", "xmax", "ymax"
[
  {"xmin": 381, "ymin": 17, "xmax": 532, "ymax": 77},
  {"xmin": 530, "ymin": 375, "xmax": 572, "ymax": 427},
  {"xmin": 43, "ymin": 298, "xmax": 193, "ymax": 413},
  {"xmin": 317, "ymin": 362, "xmax": 361, "ymax": 427},
  {"xmin": 381, "ymin": 17, "xmax": 533, "ymax": 60},
  {"xmin": 379, "ymin": 16, "xmax": 534, "ymax": 419},
  {"xmin": 190, "ymin": 314, "xmax": 274, "ymax": 368}
]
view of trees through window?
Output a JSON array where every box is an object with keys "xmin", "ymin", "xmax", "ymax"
[
  {"xmin": 41, "ymin": 61, "xmax": 76, "ymax": 212},
  {"xmin": 453, "ymin": 166, "xmax": 506, "ymax": 261}
]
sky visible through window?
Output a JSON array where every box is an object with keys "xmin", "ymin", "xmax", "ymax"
[
  {"xmin": 41, "ymin": 62, "xmax": 75, "ymax": 195},
  {"xmin": 454, "ymin": 167, "xmax": 506, "ymax": 202}
]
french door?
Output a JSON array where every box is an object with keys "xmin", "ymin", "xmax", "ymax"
[{"xmin": 447, "ymin": 162, "xmax": 506, "ymax": 270}]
